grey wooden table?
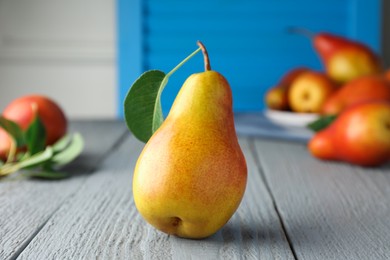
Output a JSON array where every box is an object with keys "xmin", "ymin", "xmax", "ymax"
[{"xmin": 1, "ymin": 117, "xmax": 390, "ymax": 259}]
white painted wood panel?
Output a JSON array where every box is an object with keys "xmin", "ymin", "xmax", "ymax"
[{"xmin": 0, "ymin": 0, "xmax": 116, "ymax": 118}]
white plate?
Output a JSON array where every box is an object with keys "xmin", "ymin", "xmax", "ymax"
[{"xmin": 264, "ymin": 109, "xmax": 319, "ymax": 127}]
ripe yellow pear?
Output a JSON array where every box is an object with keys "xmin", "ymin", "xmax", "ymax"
[{"xmin": 133, "ymin": 42, "xmax": 247, "ymax": 239}]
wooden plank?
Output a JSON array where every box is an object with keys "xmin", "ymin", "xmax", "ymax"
[
  {"xmin": 0, "ymin": 120, "xmax": 127, "ymax": 260},
  {"xmin": 253, "ymin": 138, "xmax": 390, "ymax": 259},
  {"xmin": 17, "ymin": 136, "xmax": 294, "ymax": 259}
]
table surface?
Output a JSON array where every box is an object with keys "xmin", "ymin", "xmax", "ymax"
[{"xmin": 1, "ymin": 116, "xmax": 390, "ymax": 260}]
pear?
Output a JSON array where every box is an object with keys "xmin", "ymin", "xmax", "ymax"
[
  {"xmin": 288, "ymin": 70, "xmax": 337, "ymax": 113},
  {"xmin": 385, "ymin": 68, "xmax": 390, "ymax": 82},
  {"xmin": 132, "ymin": 42, "xmax": 247, "ymax": 239},
  {"xmin": 291, "ymin": 28, "xmax": 382, "ymax": 84},
  {"xmin": 313, "ymin": 32, "xmax": 382, "ymax": 84},
  {"xmin": 309, "ymin": 101, "xmax": 390, "ymax": 167},
  {"xmin": 265, "ymin": 67, "xmax": 309, "ymax": 110},
  {"xmin": 321, "ymin": 75, "xmax": 390, "ymax": 115}
]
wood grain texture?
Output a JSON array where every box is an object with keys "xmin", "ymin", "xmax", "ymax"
[
  {"xmin": 16, "ymin": 135, "xmax": 294, "ymax": 259},
  {"xmin": 5, "ymin": 121, "xmax": 390, "ymax": 259},
  {"xmin": 18, "ymin": 133, "xmax": 166, "ymax": 259},
  {"xmin": 253, "ymin": 138, "xmax": 390, "ymax": 260},
  {"xmin": 0, "ymin": 120, "xmax": 127, "ymax": 260}
]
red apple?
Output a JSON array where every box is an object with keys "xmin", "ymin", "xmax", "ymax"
[{"xmin": 2, "ymin": 95, "xmax": 68, "ymax": 146}]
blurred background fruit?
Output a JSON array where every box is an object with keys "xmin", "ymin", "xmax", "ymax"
[
  {"xmin": 308, "ymin": 101, "xmax": 390, "ymax": 166},
  {"xmin": 311, "ymin": 32, "xmax": 382, "ymax": 84},
  {"xmin": 321, "ymin": 75, "xmax": 390, "ymax": 115},
  {"xmin": 288, "ymin": 70, "xmax": 337, "ymax": 113},
  {"xmin": 265, "ymin": 67, "xmax": 309, "ymax": 110}
]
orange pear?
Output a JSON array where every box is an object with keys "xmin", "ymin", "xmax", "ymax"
[
  {"xmin": 313, "ymin": 32, "xmax": 382, "ymax": 83},
  {"xmin": 321, "ymin": 75, "xmax": 390, "ymax": 115},
  {"xmin": 309, "ymin": 101, "xmax": 390, "ymax": 167},
  {"xmin": 384, "ymin": 68, "xmax": 390, "ymax": 82}
]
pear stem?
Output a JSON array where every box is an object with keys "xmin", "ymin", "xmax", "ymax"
[
  {"xmin": 287, "ymin": 27, "xmax": 315, "ymax": 39},
  {"xmin": 197, "ymin": 41, "xmax": 211, "ymax": 71},
  {"xmin": 166, "ymin": 47, "xmax": 202, "ymax": 78}
]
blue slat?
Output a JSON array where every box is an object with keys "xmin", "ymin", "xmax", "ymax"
[
  {"xmin": 117, "ymin": 0, "xmax": 381, "ymax": 117},
  {"xmin": 117, "ymin": 0, "xmax": 144, "ymax": 118}
]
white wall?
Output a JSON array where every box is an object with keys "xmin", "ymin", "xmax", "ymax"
[{"xmin": 0, "ymin": 0, "xmax": 116, "ymax": 119}]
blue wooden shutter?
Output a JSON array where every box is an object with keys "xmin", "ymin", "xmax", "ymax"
[{"xmin": 117, "ymin": 0, "xmax": 381, "ymax": 117}]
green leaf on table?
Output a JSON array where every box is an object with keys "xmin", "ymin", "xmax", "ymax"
[
  {"xmin": 0, "ymin": 147, "xmax": 53, "ymax": 176},
  {"xmin": 51, "ymin": 134, "xmax": 72, "ymax": 153},
  {"xmin": 307, "ymin": 114, "xmax": 338, "ymax": 132},
  {"xmin": 25, "ymin": 115, "xmax": 46, "ymax": 155},
  {"xmin": 0, "ymin": 132, "xmax": 84, "ymax": 179},
  {"xmin": 17, "ymin": 146, "xmax": 53, "ymax": 169},
  {"xmin": 51, "ymin": 133, "xmax": 84, "ymax": 166},
  {"xmin": 0, "ymin": 116, "xmax": 26, "ymax": 147},
  {"xmin": 124, "ymin": 70, "xmax": 167, "ymax": 143}
]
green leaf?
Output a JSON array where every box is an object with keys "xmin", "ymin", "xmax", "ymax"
[
  {"xmin": 123, "ymin": 46, "xmax": 202, "ymax": 143},
  {"xmin": 17, "ymin": 152, "xmax": 29, "ymax": 162},
  {"xmin": 307, "ymin": 114, "xmax": 338, "ymax": 132},
  {"xmin": 25, "ymin": 114, "xmax": 46, "ymax": 155},
  {"xmin": 50, "ymin": 133, "xmax": 84, "ymax": 166},
  {"xmin": 0, "ymin": 147, "xmax": 53, "ymax": 176},
  {"xmin": 16, "ymin": 146, "xmax": 53, "ymax": 169},
  {"xmin": 51, "ymin": 134, "xmax": 72, "ymax": 153},
  {"xmin": 0, "ymin": 116, "xmax": 26, "ymax": 147},
  {"xmin": 124, "ymin": 70, "xmax": 167, "ymax": 143},
  {"xmin": 0, "ymin": 132, "xmax": 84, "ymax": 178}
]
